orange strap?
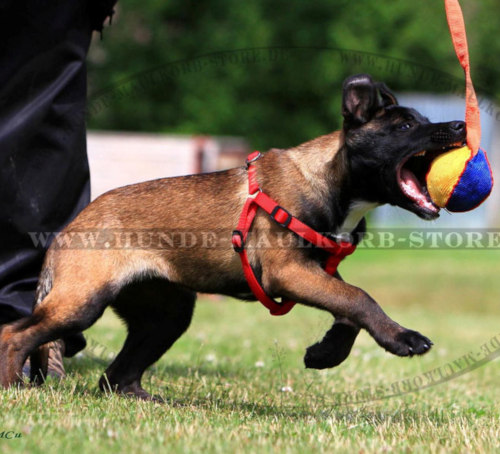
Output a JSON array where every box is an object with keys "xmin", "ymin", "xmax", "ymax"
[{"xmin": 444, "ymin": 0, "xmax": 481, "ymax": 152}]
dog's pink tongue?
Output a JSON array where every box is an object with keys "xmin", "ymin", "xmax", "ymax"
[
  {"xmin": 400, "ymin": 168, "xmax": 421, "ymax": 193},
  {"xmin": 400, "ymin": 168, "xmax": 438, "ymax": 212}
]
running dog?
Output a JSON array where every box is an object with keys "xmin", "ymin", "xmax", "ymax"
[{"xmin": 0, "ymin": 74, "xmax": 466, "ymax": 400}]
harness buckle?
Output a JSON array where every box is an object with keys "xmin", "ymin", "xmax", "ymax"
[
  {"xmin": 270, "ymin": 205, "xmax": 292, "ymax": 228},
  {"xmin": 231, "ymin": 230, "xmax": 245, "ymax": 253}
]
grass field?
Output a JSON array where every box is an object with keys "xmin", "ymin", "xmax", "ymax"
[{"xmin": 1, "ymin": 249, "xmax": 499, "ymax": 453}]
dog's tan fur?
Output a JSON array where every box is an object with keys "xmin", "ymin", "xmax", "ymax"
[{"xmin": 39, "ymin": 131, "xmax": 347, "ymax": 300}]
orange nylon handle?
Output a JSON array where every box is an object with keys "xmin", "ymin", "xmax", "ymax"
[{"xmin": 444, "ymin": 0, "xmax": 481, "ymax": 153}]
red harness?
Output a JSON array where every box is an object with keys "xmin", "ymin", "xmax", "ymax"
[{"xmin": 231, "ymin": 151, "xmax": 357, "ymax": 316}]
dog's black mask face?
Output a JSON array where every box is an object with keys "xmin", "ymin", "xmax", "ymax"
[{"xmin": 341, "ymin": 74, "xmax": 466, "ymax": 220}]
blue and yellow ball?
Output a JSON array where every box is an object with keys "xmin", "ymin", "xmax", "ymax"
[{"xmin": 426, "ymin": 146, "xmax": 493, "ymax": 212}]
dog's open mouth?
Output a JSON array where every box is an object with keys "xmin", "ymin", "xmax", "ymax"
[{"xmin": 396, "ymin": 143, "xmax": 465, "ymax": 214}]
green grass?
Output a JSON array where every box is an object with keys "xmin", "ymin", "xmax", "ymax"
[{"xmin": 1, "ymin": 249, "xmax": 499, "ymax": 453}]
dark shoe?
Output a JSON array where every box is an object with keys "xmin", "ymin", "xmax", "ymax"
[{"xmin": 47, "ymin": 340, "xmax": 66, "ymax": 379}]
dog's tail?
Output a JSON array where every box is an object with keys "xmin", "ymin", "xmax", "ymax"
[{"xmin": 34, "ymin": 257, "xmax": 54, "ymax": 308}]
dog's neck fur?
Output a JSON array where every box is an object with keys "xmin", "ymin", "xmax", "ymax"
[
  {"xmin": 288, "ymin": 131, "xmax": 345, "ymax": 202},
  {"xmin": 287, "ymin": 131, "xmax": 378, "ymax": 234}
]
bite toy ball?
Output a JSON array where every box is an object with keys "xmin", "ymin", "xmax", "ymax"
[
  {"xmin": 425, "ymin": 0, "xmax": 493, "ymax": 212},
  {"xmin": 426, "ymin": 146, "xmax": 492, "ymax": 212}
]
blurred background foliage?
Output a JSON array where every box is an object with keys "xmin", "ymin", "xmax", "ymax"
[{"xmin": 87, "ymin": 0, "xmax": 500, "ymax": 150}]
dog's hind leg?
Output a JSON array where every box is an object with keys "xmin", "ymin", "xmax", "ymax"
[
  {"xmin": 99, "ymin": 278, "xmax": 195, "ymax": 401},
  {"xmin": 29, "ymin": 343, "xmax": 50, "ymax": 385},
  {"xmin": 0, "ymin": 285, "xmax": 114, "ymax": 388},
  {"xmin": 304, "ymin": 317, "xmax": 360, "ymax": 369}
]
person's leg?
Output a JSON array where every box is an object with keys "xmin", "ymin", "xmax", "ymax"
[{"xmin": 0, "ymin": 0, "xmax": 115, "ymax": 362}]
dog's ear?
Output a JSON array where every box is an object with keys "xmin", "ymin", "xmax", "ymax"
[
  {"xmin": 376, "ymin": 82, "xmax": 399, "ymax": 108},
  {"xmin": 342, "ymin": 74, "xmax": 398, "ymax": 126}
]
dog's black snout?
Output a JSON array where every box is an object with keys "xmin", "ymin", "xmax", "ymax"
[
  {"xmin": 450, "ymin": 121, "xmax": 465, "ymax": 132},
  {"xmin": 431, "ymin": 121, "xmax": 467, "ymax": 144}
]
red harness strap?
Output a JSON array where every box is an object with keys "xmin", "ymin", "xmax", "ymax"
[{"xmin": 231, "ymin": 151, "xmax": 356, "ymax": 316}]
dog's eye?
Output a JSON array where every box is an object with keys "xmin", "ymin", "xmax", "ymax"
[{"xmin": 399, "ymin": 122, "xmax": 412, "ymax": 131}]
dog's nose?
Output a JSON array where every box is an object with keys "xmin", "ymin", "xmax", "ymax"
[{"xmin": 450, "ymin": 121, "xmax": 465, "ymax": 132}]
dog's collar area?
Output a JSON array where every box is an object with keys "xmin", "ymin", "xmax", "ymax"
[{"xmin": 232, "ymin": 151, "xmax": 356, "ymax": 316}]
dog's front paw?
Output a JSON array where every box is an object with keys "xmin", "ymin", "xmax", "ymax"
[
  {"xmin": 381, "ymin": 329, "xmax": 433, "ymax": 357},
  {"xmin": 304, "ymin": 323, "xmax": 359, "ymax": 369},
  {"xmin": 304, "ymin": 342, "xmax": 347, "ymax": 369}
]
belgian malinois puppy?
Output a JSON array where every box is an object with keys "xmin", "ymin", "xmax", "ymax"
[{"xmin": 0, "ymin": 74, "xmax": 466, "ymax": 400}]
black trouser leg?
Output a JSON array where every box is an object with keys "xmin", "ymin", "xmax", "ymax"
[{"xmin": 0, "ymin": 0, "xmax": 104, "ymax": 356}]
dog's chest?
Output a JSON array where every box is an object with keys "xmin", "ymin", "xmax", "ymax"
[{"xmin": 338, "ymin": 201, "xmax": 378, "ymax": 234}]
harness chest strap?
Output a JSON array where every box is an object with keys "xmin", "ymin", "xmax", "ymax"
[{"xmin": 231, "ymin": 151, "xmax": 356, "ymax": 316}]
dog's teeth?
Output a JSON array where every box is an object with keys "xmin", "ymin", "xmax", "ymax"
[{"xmin": 414, "ymin": 151, "xmax": 426, "ymax": 157}]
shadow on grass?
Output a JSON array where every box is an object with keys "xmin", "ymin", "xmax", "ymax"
[
  {"xmin": 66, "ymin": 356, "xmax": 247, "ymax": 379},
  {"xmin": 44, "ymin": 376, "xmax": 484, "ymax": 424}
]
